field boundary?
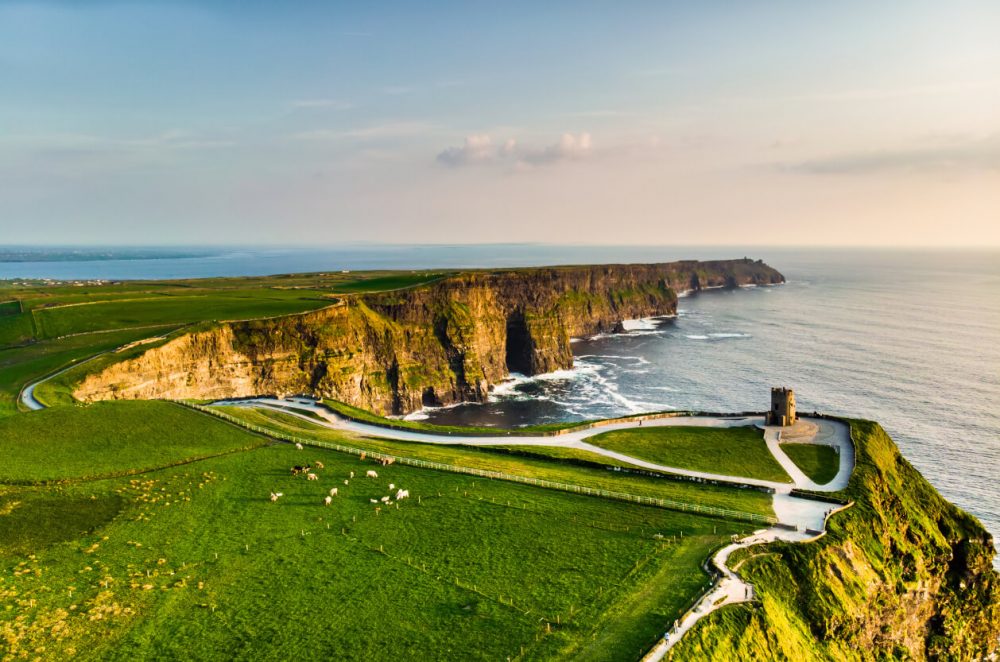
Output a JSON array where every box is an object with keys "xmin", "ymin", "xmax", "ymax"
[{"xmin": 184, "ymin": 403, "xmax": 777, "ymax": 526}]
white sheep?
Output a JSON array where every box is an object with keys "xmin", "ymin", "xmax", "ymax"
[
  {"xmin": 329, "ymin": 488, "xmax": 339, "ymax": 497},
  {"xmin": 369, "ymin": 498, "xmax": 378, "ymax": 504},
  {"xmin": 323, "ymin": 496, "xmax": 332, "ymax": 506},
  {"xmin": 388, "ymin": 483, "xmax": 395, "ymax": 490},
  {"xmin": 315, "ymin": 461, "xmax": 324, "ymax": 469},
  {"xmin": 295, "ymin": 443, "xmax": 303, "ymax": 450},
  {"xmin": 380, "ymin": 495, "xmax": 391, "ymax": 503},
  {"xmin": 349, "ymin": 471, "xmax": 355, "ymax": 478},
  {"xmin": 395, "ymin": 489, "xmax": 409, "ymax": 500},
  {"xmin": 343, "ymin": 479, "xmax": 349, "ymax": 485},
  {"xmin": 366, "ymin": 470, "xmax": 378, "ymax": 478},
  {"xmin": 270, "ymin": 492, "xmax": 283, "ymax": 502},
  {"xmin": 307, "ymin": 473, "xmax": 318, "ymax": 481}
]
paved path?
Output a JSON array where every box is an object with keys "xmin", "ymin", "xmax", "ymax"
[
  {"xmin": 218, "ymin": 398, "xmax": 852, "ymax": 496},
  {"xmin": 218, "ymin": 396, "xmax": 854, "ymax": 660}
]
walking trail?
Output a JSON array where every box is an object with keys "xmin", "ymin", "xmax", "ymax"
[
  {"xmin": 218, "ymin": 396, "xmax": 855, "ymax": 658},
  {"xmin": 20, "ymin": 366, "xmax": 854, "ymax": 656}
]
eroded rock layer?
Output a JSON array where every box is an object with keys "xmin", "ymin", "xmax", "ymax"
[{"xmin": 74, "ymin": 259, "xmax": 783, "ymax": 414}]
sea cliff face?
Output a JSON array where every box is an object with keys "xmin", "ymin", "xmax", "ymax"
[
  {"xmin": 668, "ymin": 420, "xmax": 1000, "ymax": 661},
  {"xmin": 73, "ymin": 259, "xmax": 783, "ymax": 414}
]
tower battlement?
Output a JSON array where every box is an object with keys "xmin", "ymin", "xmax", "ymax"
[{"xmin": 767, "ymin": 387, "xmax": 796, "ymax": 426}]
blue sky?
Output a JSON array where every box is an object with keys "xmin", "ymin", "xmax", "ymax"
[{"xmin": 2, "ymin": 1, "xmax": 998, "ymax": 246}]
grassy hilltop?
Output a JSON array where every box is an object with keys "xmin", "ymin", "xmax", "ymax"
[{"xmin": 668, "ymin": 420, "xmax": 1000, "ymax": 660}]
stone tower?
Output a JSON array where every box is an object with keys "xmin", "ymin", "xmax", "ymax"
[{"xmin": 767, "ymin": 387, "xmax": 796, "ymax": 426}]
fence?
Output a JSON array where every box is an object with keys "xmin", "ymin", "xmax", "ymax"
[{"xmin": 185, "ymin": 403, "xmax": 777, "ymax": 526}]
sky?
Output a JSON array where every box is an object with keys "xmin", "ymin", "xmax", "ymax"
[{"xmin": 1, "ymin": 1, "xmax": 999, "ymax": 247}]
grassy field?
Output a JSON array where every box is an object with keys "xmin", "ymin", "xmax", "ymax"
[
  {"xmin": 0, "ymin": 328, "xmax": 175, "ymax": 417},
  {"xmin": 0, "ymin": 402, "xmax": 269, "ymax": 483},
  {"xmin": 0, "ymin": 269, "xmax": 452, "ymax": 349},
  {"xmin": 0, "ymin": 404, "xmax": 746, "ymax": 661},
  {"xmin": 217, "ymin": 406, "xmax": 774, "ymax": 518},
  {"xmin": 780, "ymin": 443, "xmax": 840, "ymax": 485},
  {"xmin": 586, "ymin": 426, "xmax": 792, "ymax": 483}
]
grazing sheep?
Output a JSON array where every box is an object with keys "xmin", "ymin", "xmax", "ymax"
[
  {"xmin": 380, "ymin": 496, "xmax": 391, "ymax": 503},
  {"xmin": 369, "ymin": 499, "xmax": 378, "ymax": 504},
  {"xmin": 329, "ymin": 488, "xmax": 339, "ymax": 497},
  {"xmin": 359, "ymin": 452, "xmax": 366, "ymax": 461},
  {"xmin": 270, "ymin": 492, "xmax": 283, "ymax": 502},
  {"xmin": 314, "ymin": 461, "xmax": 324, "ymax": 469},
  {"xmin": 291, "ymin": 465, "xmax": 310, "ymax": 476},
  {"xmin": 295, "ymin": 443, "xmax": 303, "ymax": 450},
  {"xmin": 324, "ymin": 496, "xmax": 332, "ymax": 506},
  {"xmin": 307, "ymin": 473, "xmax": 319, "ymax": 481},
  {"xmin": 344, "ymin": 480, "xmax": 349, "ymax": 486},
  {"xmin": 366, "ymin": 470, "xmax": 378, "ymax": 479},
  {"xmin": 349, "ymin": 471, "xmax": 355, "ymax": 478},
  {"xmin": 395, "ymin": 489, "xmax": 409, "ymax": 500},
  {"xmin": 388, "ymin": 483, "xmax": 395, "ymax": 490}
]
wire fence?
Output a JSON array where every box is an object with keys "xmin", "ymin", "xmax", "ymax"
[{"xmin": 186, "ymin": 403, "xmax": 776, "ymax": 526}]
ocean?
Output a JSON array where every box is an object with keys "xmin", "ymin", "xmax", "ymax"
[{"xmin": 3, "ymin": 245, "xmax": 998, "ymax": 560}]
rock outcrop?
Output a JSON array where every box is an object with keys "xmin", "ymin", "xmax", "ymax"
[
  {"xmin": 668, "ymin": 420, "xmax": 1000, "ymax": 660},
  {"xmin": 74, "ymin": 259, "xmax": 783, "ymax": 414}
]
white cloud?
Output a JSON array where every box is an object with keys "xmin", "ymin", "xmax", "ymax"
[{"xmin": 436, "ymin": 132, "xmax": 592, "ymax": 168}]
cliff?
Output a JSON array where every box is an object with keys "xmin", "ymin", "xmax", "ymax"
[
  {"xmin": 72, "ymin": 259, "xmax": 783, "ymax": 414},
  {"xmin": 668, "ymin": 420, "xmax": 1000, "ymax": 661}
]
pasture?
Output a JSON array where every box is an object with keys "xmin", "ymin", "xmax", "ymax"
[
  {"xmin": 587, "ymin": 426, "xmax": 792, "ymax": 483},
  {"xmin": 780, "ymin": 443, "xmax": 840, "ymax": 485},
  {"xmin": 0, "ymin": 269, "xmax": 452, "ymax": 349},
  {"xmin": 217, "ymin": 406, "xmax": 774, "ymax": 518},
  {"xmin": 0, "ymin": 422, "xmax": 745, "ymax": 661}
]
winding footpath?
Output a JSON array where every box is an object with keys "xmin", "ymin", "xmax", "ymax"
[
  {"xmin": 20, "ymin": 375, "xmax": 854, "ymax": 656},
  {"xmin": 219, "ymin": 397, "xmax": 855, "ymax": 658}
]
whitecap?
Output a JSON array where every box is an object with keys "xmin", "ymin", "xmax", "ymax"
[{"xmin": 621, "ymin": 317, "xmax": 659, "ymax": 331}]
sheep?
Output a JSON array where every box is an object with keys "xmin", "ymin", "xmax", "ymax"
[
  {"xmin": 349, "ymin": 471, "xmax": 355, "ymax": 479},
  {"xmin": 270, "ymin": 492, "xmax": 284, "ymax": 502},
  {"xmin": 295, "ymin": 443, "xmax": 303, "ymax": 450},
  {"xmin": 395, "ymin": 489, "xmax": 409, "ymax": 500},
  {"xmin": 366, "ymin": 470, "xmax": 378, "ymax": 479},
  {"xmin": 329, "ymin": 488, "xmax": 339, "ymax": 497},
  {"xmin": 359, "ymin": 452, "xmax": 366, "ymax": 461},
  {"xmin": 369, "ymin": 499, "xmax": 378, "ymax": 504},
  {"xmin": 291, "ymin": 465, "xmax": 310, "ymax": 476},
  {"xmin": 343, "ymin": 479, "xmax": 349, "ymax": 486},
  {"xmin": 314, "ymin": 461, "xmax": 324, "ymax": 469},
  {"xmin": 388, "ymin": 483, "xmax": 395, "ymax": 490},
  {"xmin": 380, "ymin": 496, "xmax": 391, "ymax": 503},
  {"xmin": 307, "ymin": 473, "xmax": 319, "ymax": 481},
  {"xmin": 323, "ymin": 496, "xmax": 332, "ymax": 506}
]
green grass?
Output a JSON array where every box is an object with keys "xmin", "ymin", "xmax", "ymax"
[
  {"xmin": 587, "ymin": 426, "xmax": 792, "ymax": 483},
  {"xmin": 0, "ymin": 417, "xmax": 745, "ymax": 660},
  {"xmin": 323, "ymin": 399, "xmax": 581, "ymax": 436},
  {"xmin": 217, "ymin": 406, "xmax": 774, "ymax": 518},
  {"xmin": 28, "ymin": 291, "xmax": 333, "ymax": 340},
  {"xmin": 780, "ymin": 443, "xmax": 840, "ymax": 485},
  {"xmin": 0, "ymin": 401, "xmax": 269, "ymax": 483},
  {"xmin": 326, "ymin": 272, "xmax": 450, "ymax": 293},
  {"xmin": 0, "ymin": 328, "xmax": 173, "ymax": 417}
]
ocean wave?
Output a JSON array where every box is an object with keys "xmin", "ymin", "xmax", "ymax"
[
  {"xmin": 685, "ymin": 332, "xmax": 751, "ymax": 340},
  {"xmin": 621, "ymin": 317, "xmax": 659, "ymax": 331}
]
